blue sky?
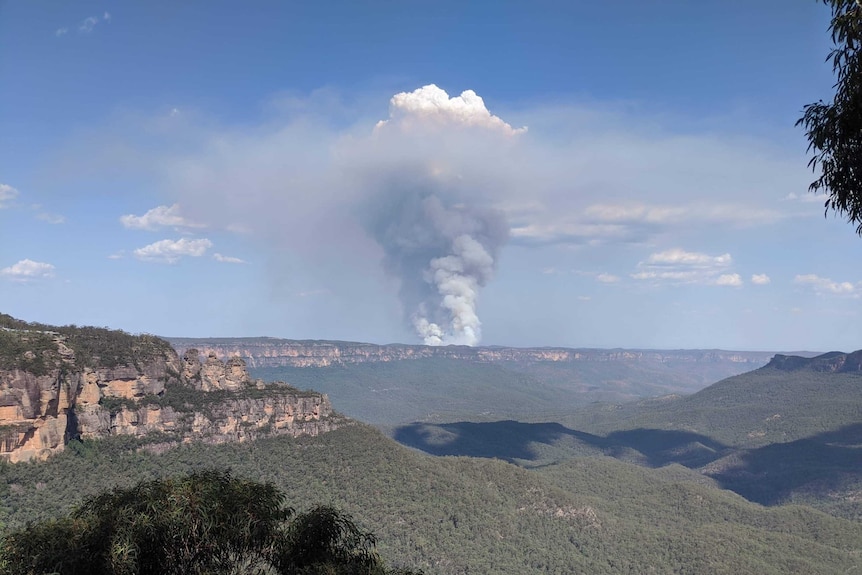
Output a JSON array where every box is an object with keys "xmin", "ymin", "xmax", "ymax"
[{"xmin": 1, "ymin": 0, "xmax": 859, "ymax": 351}]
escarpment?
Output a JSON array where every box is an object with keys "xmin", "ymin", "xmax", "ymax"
[
  {"xmin": 167, "ymin": 337, "xmax": 777, "ymax": 369},
  {"xmin": 0, "ymin": 317, "xmax": 341, "ymax": 463}
]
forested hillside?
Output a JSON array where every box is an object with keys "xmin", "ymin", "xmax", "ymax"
[{"xmin": 2, "ymin": 426, "xmax": 861, "ymax": 574}]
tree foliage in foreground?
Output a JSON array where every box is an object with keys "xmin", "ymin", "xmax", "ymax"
[
  {"xmin": 0, "ymin": 469, "xmax": 419, "ymax": 575},
  {"xmin": 798, "ymin": 0, "xmax": 862, "ymax": 234}
]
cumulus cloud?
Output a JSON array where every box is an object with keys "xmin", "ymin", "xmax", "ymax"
[
  {"xmin": 0, "ymin": 183, "xmax": 19, "ymax": 208},
  {"xmin": 794, "ymin": 274, "xmax": 858, "ymax": 296},
  {"xmin": 632, "ymin": 248, "xmax": 736, "ymax": 286},
  {"xmin": 133, "ymin": 238, "xmax": 213, "ymax": 263},
  {"xmin": 1, "ymin": 259, "xmax": 55, "ymax": 281},
  {"xmin": 213, "ymin": 253, "xmax": 245, "ymax": 264},
  {"xmin": 375, "ymin": 84, "xmax": 526, "ymax": 136},
  {"xmin": 751, "ymin": 273, "xmax": 771, "ymax": 285},
  {"xmin": 596, "ymin": 273, "xmax": 620, "ymax": 283},
  {"xmin": 121, "ymin": 204, "xmax": 204, "ymax": 231},
  {"xmin": 715, "ymin": 273, "xmax": 743, "ymax": 287}
]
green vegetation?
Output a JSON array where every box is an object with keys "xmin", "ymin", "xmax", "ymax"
[
  {"xmin": 557, "ymin": 364, "xmax": 862, "ymax": 449},
  {"xmin": 2, "ymin": 315, "xmax": 861, "ymax": 572},
  {"xmin": 1, "ymin": 425, "xmax": 860, "ymax": 574},
  {"xmin": 0, "ymin": 469, "xmax": 419, "ymax": 575},
  {"xmin": 98, "ymin": 382, "xmax": 326, "ymax": 419},
  {"xmin": 798, "ymin": 0, "xmax": 862, "ymax": 234},
  {"xmin": 0, "ymin": 313, "xmax": 174, "ymax": 370},
  {"xmin": 0, "ymin": 330, "xmax": 57, "ymax": 376}
]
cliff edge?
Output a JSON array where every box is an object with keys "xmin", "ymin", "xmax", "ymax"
[
  {"xmin": 0, "ymin": 315, "xmax": 342, "ymax": 463},
  {"xmin": 766, "ymin": 350, "xmax": 862, "ymax": 373}
]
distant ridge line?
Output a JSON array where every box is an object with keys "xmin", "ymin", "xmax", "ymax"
[
  {"xmin": 164, "ymin": 336, "xmax": 807, "ymax": 370},
  {"xmin": 767, "ymin": 350, "xmax": 862, "ymax": 373}
]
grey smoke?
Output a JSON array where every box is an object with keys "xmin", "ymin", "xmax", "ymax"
[{"xmin": 367, "ymin": 185, "xmax": 508, "ymax": 346}]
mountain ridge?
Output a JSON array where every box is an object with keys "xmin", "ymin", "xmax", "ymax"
[{"xmin": 166, "ymin": 336, "xmax": 785, "ymax": 369}]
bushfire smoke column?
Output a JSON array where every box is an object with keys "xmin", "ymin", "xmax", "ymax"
[
  {"xmin": 368, "ymin": 84, "xmax": 525, "ymax": 346},
  {"xmin": 371, "ymin": 192, "xmax": 507, "ymax": 347}
]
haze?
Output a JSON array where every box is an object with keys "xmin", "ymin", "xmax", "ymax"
[{"xmin": 1, "ymin": 1, "xmax": 858, "ymax": 351}]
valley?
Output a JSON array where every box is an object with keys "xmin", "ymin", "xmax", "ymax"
[{"xmin": 1, "ymin": 315, "xmax": 861, "ymax": 573}]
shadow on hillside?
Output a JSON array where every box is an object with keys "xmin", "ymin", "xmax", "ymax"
[
  {"xmin": 393, "ymin": 421, "xmax": 729, "ymax": 468},
  {"xmin": 394, "ymin": 420, "xmax": 862, "ymax": 509},
  {"xmin": 708, "ymin": 423, "xmax": 862, "ymax": 506},
  {"xmin": 393, "ymin": 420, "xmax": 609, "ymax": 463},
  {"xmin": 604, "ymin": 429, "xmax": 729, "ymax": 468}
]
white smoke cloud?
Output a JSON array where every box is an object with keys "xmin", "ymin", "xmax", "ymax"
[
  {"xmin": 418, "ymin": 234, "xmax": 496, "ymax": 345},
  {"xmin": 354, "ymin": 85, "xmax": 521, "ymax": 345}
]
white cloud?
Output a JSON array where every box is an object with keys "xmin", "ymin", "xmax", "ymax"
[
  {"xmin": 375, "ymin": 84, "xmax": 526, "ymax": 136},
  {"xmin": 213, "ymin": 253, "xmax": 245, "ymax": 264},
  {"xmin": 784, "ymin": 192, "xmax": 828, "ymax": 204},
  {"xmin": 79, "ymin": 16, "xmax": 99, "ymax": 33},
  {"xmin": 120, "ymin": 204, "xmax": 203, "ymax": 231},
  {"xmin": 1, "ymin": 259, "xmax": 55, "ymax": 281},
  {"xmin": 103, "ymin": 12, "xmax": 111, "ymax": 22},
  {"xmin": 583, "ymin": 202, "xmax": 782, "ymax": 227},
  {"xmin": 36, "ymin": 212, "xmax": 65, "ymax": 224},
  {"xmin": 133, "ymin": 238, "xmax": 213, "ymax": 263},
  {"xmin": 751, "ymin": 273, "xmax": 771, "ymax": 285},
  {"xmin": 596, "ymin": 273, "xmax": 620, "ymax": 283},
  {"xmin": 715, "ymin": 273, "xmax": 743, "ymax": 287},
  {"xmin": 55, "ymin": 28, "xmax": 68, "ymax": 37},
  {"xmin": 646, "ymin": 248, "xmax": 731, "ymax": 267},
  {"xmin": 577, "ymin": 295, "xmax": 592, "ymax": 301},
  {"xmin": 633, "ymin": 248, "xmax": 737, "ymax": 286},
  {"xmin": 0, "ymin": 183, "xmax": 19, "ymax": 208},
  {"xmin": 794, "ymin": 274, "xmax": 858, "ymax": 296}
]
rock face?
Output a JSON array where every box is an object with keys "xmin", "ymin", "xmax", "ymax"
[
  {"xmin": 0, "ymin": 327, "xmax": 340, "ymax": 463},
  {"xmin": 77, "ymin": 391, "xmax": 338, "ymax": 446},
  {"xmin": 767, "ymin": 350, "xmax": 862, "ymax": 373},
  {"xmin": 182, "ymin": 349, "xmax": 252, "ymax": 391},
  {"xmin": 167, "ymin": 337, "xmax": 778, "ymax": 369}
]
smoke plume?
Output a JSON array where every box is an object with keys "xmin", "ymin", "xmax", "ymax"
[
  {"xmin": 357, "ymin": 85, "xmax": 523, "ymax": 346},
  {"xmin": 368, "ymin": 190, "xmax": 508, "ymax": 346}
]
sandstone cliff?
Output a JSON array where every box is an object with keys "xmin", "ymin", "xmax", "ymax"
[
  {"xmin": 767, "ymin": 350, "xmax": 862, "ymax": 373},
  {"xmin": 167, "ymin": 337, "xmax": 777, "ymax": 369},
  {"xmin": 0, "ymin": 320, "xmax": 341, "ymax": 463}
]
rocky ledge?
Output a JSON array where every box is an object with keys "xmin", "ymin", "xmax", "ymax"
[{"xmin": 0, "ymin": 321, "xmax": 342, "ymax": 463}]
